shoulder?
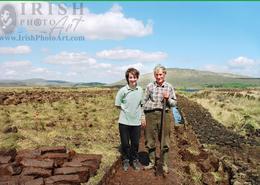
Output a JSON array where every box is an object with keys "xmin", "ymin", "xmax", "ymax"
[
  {"xmin": 146, "ymin": 82, "xmax": 154, "ymax": 88},
  {"xmin": 165, "ymin": 82, "xmax": 174, "ymax": 89},
  {"xmin": 117, "ymin": 85, "xmax": 127, "ymax": 94},
  {"xmin": 137, "ymin": 86, "xmax": 143, "ymax": 92}
]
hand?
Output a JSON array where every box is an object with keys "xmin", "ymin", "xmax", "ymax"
[
  {"xmin": 141, "ymin": 118, "xmax": 146, "ymax": 128},
  {"xmin": 163, "ymin": 91, "xmax": 169, "ymax": 100}
]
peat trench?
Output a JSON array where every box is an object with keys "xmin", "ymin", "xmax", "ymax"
[{"xmin": 99, "ymin": 95, "xmax": 259, "ymax": 185}]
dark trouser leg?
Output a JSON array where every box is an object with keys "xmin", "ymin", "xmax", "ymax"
[
  {"xmin": 119, "ymin": 123, "xmax": 130, "ymax": 161},
  {"xmin": 129, "ymin": 125, "xmax": 141, "ymax": 161}
]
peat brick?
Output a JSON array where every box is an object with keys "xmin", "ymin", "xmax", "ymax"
[
  {"xmin": 71, "ymin": 154, "xmax": 102, "ymax": 163},
  {"xmin": 54, "ymin": 167, "xmax": 89, "ymax": 175},
  {"xmin": 0, "ymin": 176, "xmax": 12, "ymax": 182},
  {"xmin": 7, "ymin": 163, "xmax": 22, "ymax": 175},
  {"xmin": 0, "ymin": 176, "xmax": 35, "ymax": 185},
  {"xmin": 0, "ymin": 163, "xmax": 22, "ymax": 176},
  {"xmin": 44, "ymin": 174, "xmax": 85, "ymax": 184},
  {"xmin": 22, "ymin": 167, "xmax": 52, "ymax": 177},
  {"xmin": 39, "ymin": 146, "xmax": 66, "ymax": 154},
  {"xmin": 41, "ymin": 153, "xmax": 70, "ymax": 168},
  {"xmin": 42, "ymin": 153, "xmax": 70, "ymax": 160},
  {"xmin": 20, "ymin": 158, "xmax": 54, "ymax": 168},
  {"xmin": 16, "ymin": 149, "xmax": 41, "ymax": 161},
  {"xmin": 0, "ymin": 147, "xmax": 100, "ymax": 185},
  {"xmin": 0, "ymin": 156, "xmax": 12, "ymax": 164},
  {"xmin": 23, "ymin": 177, "xmax": 44, "ymax": 185},
  {"xmin": 62, "ymin": 161, "xmax": 83, "ymax": 167},
  {"xmin": 63, "ymin": 160, "xmax": 100, "ymax": 176}
]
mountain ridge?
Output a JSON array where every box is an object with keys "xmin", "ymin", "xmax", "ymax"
[
  {"xmin": 111, "ymin": 68, "xmax": 260, "ymax": 88},
  {"xmin": 0, "ymin": 68, "xmax": 259, "ymax": 88}
]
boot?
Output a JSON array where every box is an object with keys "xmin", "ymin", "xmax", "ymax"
[
  {"xmin": 162, "ymin": 150, "xmax": 169, "ymax": 174},
  {"xmin": 123, "ymin": 159, "xmax": 130, "ymax": 172},
  {"xmin": 144, "ymin": 149, "xmax": 155, "ymax": 170}
]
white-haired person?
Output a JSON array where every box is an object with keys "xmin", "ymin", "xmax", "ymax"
[{"xmin": 143, "ymin": 64, "xmax": 177, "ymax": 174}]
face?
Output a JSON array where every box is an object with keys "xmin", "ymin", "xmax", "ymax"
[
  {"xmin": 154, "ymin": 69, "xmax": 165, "ymax": 85},
  {"xmin": 128, "ymin": 73, "xmax": 138, "ymax": 87}
]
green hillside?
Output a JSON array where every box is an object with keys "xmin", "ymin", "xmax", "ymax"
[
  {"xmin": 0, "ymin": 79, "xmax": 106, "ymax": 87},
  {"xmin": 111, "ymin": 68, "xmax": 260, "ymax": 89}
]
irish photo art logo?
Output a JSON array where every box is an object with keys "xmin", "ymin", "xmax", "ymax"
[{"xmin": 0, "ymin": 4, "xmax": 17, "ymax": 34}]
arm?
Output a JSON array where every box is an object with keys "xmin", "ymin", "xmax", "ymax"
[
  {"xmin": 163, "ymin": 85, "xmax": 177, "ymax": 107},
  {"xmin": 167, "ymin": 86, "xmax": 177, "ymax": 107},
  {"xmin": 142, "ymin": 84, "xmax": 151, "ymax": 106},
  {"xmin": 140, "ymin": 87, "xmax": 146, "ymax": 127},
  {"xmin": 115, "ymin": 88, "xmax": 123, "ymax": 109}
]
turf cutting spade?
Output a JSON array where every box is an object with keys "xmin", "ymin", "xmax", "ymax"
[{"xmin": 155, "ymin": 98, "xmax": 166, "ymax": 176}]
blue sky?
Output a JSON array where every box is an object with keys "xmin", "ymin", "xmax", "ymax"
[{"xmin": 0, "ymin": 2, "xmax": 259, "ymax": 83}]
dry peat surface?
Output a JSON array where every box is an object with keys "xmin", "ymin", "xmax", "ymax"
[{"xmin": 0, "ymin": 89, "xmax": 259, "ymax": 185}]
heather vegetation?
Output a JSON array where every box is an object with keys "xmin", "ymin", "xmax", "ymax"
[{"xmin": 186, "ymin": 89, "xmax": 260, "ymax": 138}]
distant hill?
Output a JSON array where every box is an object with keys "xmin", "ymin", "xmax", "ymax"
[
  {"xmin": 0, "ymin": 78, "xmax": 106, "ymax": 87},
  {"xmin": 1, "ymin": 69, "xmax": 259, "ymax": 88},
  {"xmin": 111, "ymin": 68, "xmax": 260, "ymax": 89}
]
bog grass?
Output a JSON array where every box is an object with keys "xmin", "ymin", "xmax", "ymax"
[{"xmin": 186, "ymin": 89, "xmax": 260, "ymax": 136}]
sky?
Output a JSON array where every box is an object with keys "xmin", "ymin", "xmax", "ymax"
[{"xmin": 0, "ymin": 1, "xmax": 260, "ymax": 83}]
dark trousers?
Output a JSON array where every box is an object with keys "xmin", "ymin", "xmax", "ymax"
[{"xmin": 119, "ymin": 123, "xmax": 141, "ymax": 161}]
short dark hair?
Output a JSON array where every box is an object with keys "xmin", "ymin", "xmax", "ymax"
[{"xmin": 125, "ymin": 68, "xmax": 140, "ymax": 84}]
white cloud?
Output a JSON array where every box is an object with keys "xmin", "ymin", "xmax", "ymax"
[
  {"xmin": 31, "ymin": 67, "xmax": 48, "ymax": 73},
  {"xmin": 45, "ymin": 52, "xmax": 97, "ymax": 65},
  {"xmin": 0, "ymin": 46, "xmax": 31, "ymax": 55},
  {"xmin": 2, "ymin": 61, "xmax": 32, "ymax": 68},
  {"xmin": 96, "ymin": 48, "xmax": 167, "ymax": 62},
  {"xmin": 0, "ymin": 49, "xmax": 157, "ymax": 82},
  {"xmin": 117, "ymin": 62, "xmax": 144, "ymax": 71},
  {"xmin": 5, "ymin": 70, "xmax": 16, "ymax": 76},
  {"xmin": 0, "ymin": 60, "xmax": 57, "ymax": 79},
  {"xmin": 228, "ymin": 56, "xmax": 256, "ymax": 68},
  {"xmin": 45, "ymin": 51, "xmax": 112, "ymax": 73},
  {"xmin": 93, "ymin": 63, "xmax": 112, "ymax": 68},
  {"xmin": 66, "ymin": 72, "xmax": 77, "ymax": 77},
  {"xmin": 202, "ymin": 56, "xmax": 260, "ymax": 77},
  {"xmin": 0, "ymin": 3, "xmax": 152, "ymax": 40},
  {"xmin": 43, "ymin": 51, "xmax": 153, "ymax": 82}
]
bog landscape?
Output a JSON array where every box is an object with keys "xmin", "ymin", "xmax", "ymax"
[{"xmin": 0, "ymin": 68, "xmax": 259, "ymax": 185}]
